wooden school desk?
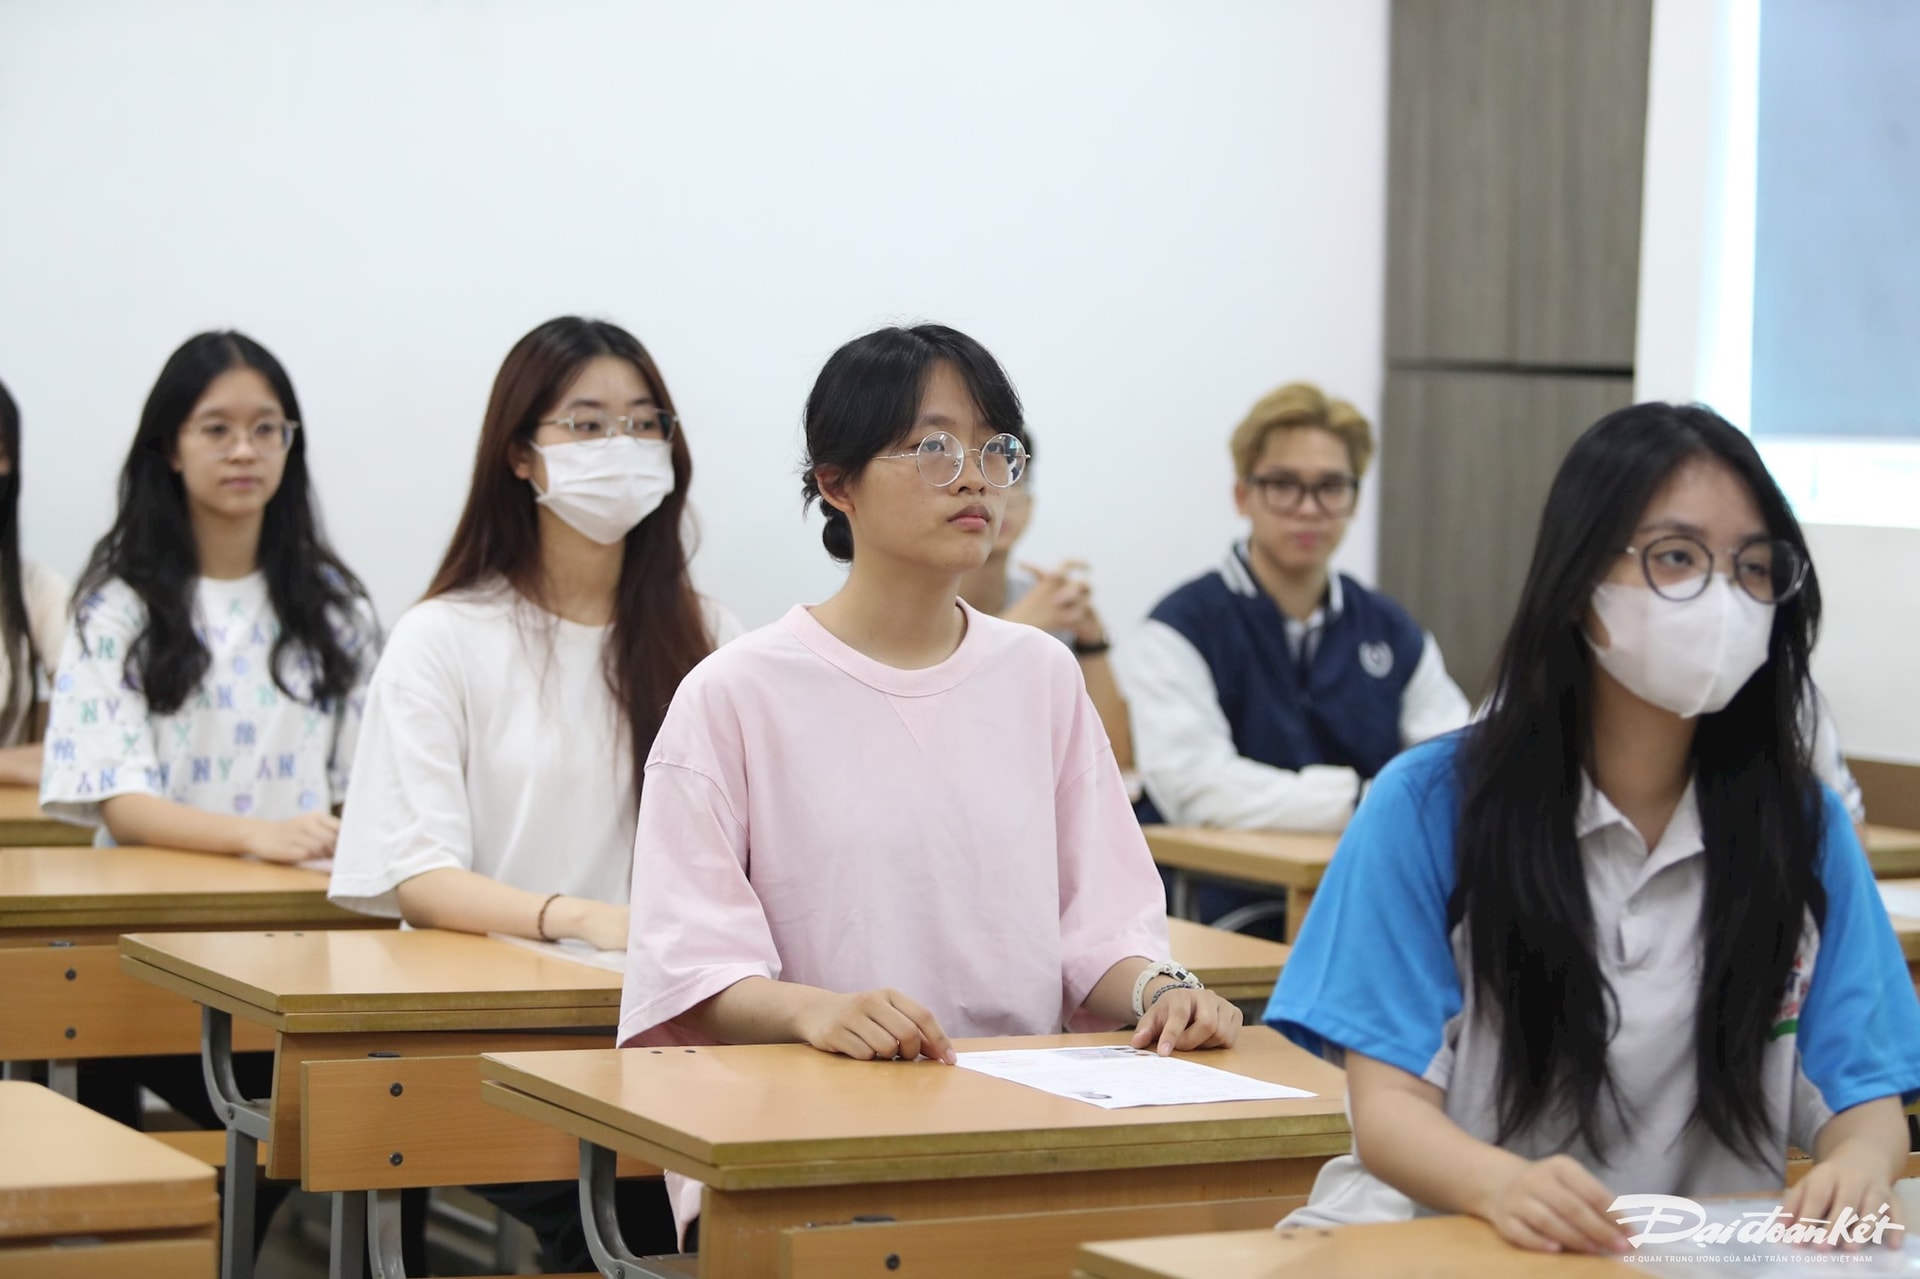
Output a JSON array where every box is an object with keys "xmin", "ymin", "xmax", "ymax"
[
  {"xmin": 0, "ymin": 1080, "xmax": 220, "ymax": 1279},
  {"xmin": 0, "ymin": 785, "xmax": 90, "ymax": 846},
  {"xmin": 120, "ymin": 928, "xmax": 633, "ymax": 1279},
  {"xmin": 1145, "ymin": 826, "xmax": 1340, "ymax": 941},
  {"xmin": 1074, "ymin": 1218, "xmax": 1631, "ymax": 1278},
  {"xmin": 480, "ymin": 1024, "xmax": 1352, "ymax": 1279},
  {"xmin": 0, "ymin": 845, "xmax": 369, "ymax": 1097},
  {"xmin": 1168, "ymin": 917, "xmax": 1289, "ymax": 1005},
  {"xmin": 1867, "ymin": 826, "xmax": 1920, "ymax": 879}
]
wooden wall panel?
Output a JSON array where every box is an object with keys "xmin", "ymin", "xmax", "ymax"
[
  {"xmin": 1386, "ymin": 0, "xmax": 1651, "ymax": 367},
  {"xmin": 1385, "ymin": 0, "xmax": 1519, "ymax": 362},
  {"xmin": 1381, "ymin": 1, "xmax": 1652, "ymax": 692},
  {"xmin": 1378, "ymin": 370, "xmax": 1634, "ymax": 698},
  {"xmin": 1508, "ymin": 0, "xmax": 1653, "ymax": 367}
]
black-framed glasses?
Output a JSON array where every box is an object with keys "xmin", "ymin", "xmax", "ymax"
[
  {"xmin": 538, "ymin": 411, "xmax": 677, "ymax": 443},
  {"xmin": 876, "ymin": 431, "xmax": 1028, "ymax": 488},
  {"xmin": 1248, "ymin": 472, "xmax": 1359, "ymax": 516},
  {"xmin": 1620, "ymin": 535, "xmax": 1807, "ymax": 604},
  {"xmin": 185, "ymin": 420, "xmax": 300, "ymax": 458}
]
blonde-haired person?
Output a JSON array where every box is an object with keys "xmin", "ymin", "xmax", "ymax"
[{"xmin": 1117, "ymin": 383, "xmax": 1469, "ymax": 932}]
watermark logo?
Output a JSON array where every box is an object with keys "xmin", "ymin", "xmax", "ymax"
[{"xmin": 1609, "ymin": 1194, "xmax": 1904, "ymax": 1251}]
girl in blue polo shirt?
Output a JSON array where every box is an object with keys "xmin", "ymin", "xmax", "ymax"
[{"xmin": 1267, "ymin": 403, "xmax": 1920, "ymax": 1255}]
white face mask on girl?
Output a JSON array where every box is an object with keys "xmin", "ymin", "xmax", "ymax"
[
  {"xmin": 1586, "ymin": 575, "xmax": 1775, "ymax": 718},
  {"xmin": 531, "ymin": 437, "xmax": 675, "ymax": 545}
]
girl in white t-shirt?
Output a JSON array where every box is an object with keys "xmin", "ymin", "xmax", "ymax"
[
  {"xmin": 329, "ymin": 316, "xmax": 737, "ymax": 1268},
  {"xmin": 0, "ymin": 378, "xmax": 72, "ymax": 784}
]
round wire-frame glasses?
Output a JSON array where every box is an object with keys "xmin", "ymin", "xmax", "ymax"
[{"xmin": 876, "ymin": 431, "xmax": 1028, "ymax": 488}]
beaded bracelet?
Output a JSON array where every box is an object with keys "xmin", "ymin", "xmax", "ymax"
[
  {"xmin": 1146, "ymin": 979, "xmax": 1201, "ymax": 1011},
  {"xmin": 535, "ymin": 892, "xmax": 563, "ymax": 942}
]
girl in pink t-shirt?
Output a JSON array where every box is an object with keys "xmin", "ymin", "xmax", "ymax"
[{"xmin": 620, "ymin": 324, "xmax": 1241, "ymax": 1067}]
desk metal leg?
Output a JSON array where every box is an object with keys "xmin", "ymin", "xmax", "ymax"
[
  {"xmin": 1208, "ymin": 898, "xmax": 1292, "ymax": 937},
  {"xmin": 580, "ymin": 1140, "xmax": 687, "ymax": 1279},
  {"xmin": 200, "ymin": 1006, "xmax": 272, "ymax": 1279},
  {"xmin": 47, "ymin": 1058, "xmax": 77, "ymax": 1098},
  {"xmin": 1170, "ymin": 870, "xmax": 1197, "ymax": 921},
  {"xmin": 1, "ymin": 1060, "xmax": 27, "ymax": 1081},
  {"xmin": 331, "ymin": 1191, "xmax": 367, "ymax": 1279},
  {"xmin": 368, "ymin": 1187, "xmax": 411, "ymax": 1278}
]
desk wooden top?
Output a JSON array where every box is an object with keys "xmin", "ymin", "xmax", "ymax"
[
  {"xmin": 1144, "ymin": 827, "xmax": 1340, "ymax": 891},
  {"xmin": 0, "ymin": 785, "xmax": 90, "ymax": 847},
  {"xmin": 481, "ymin": 1025, "xmax": 1351, "ymax": 1191},
  {"xmin": 0, "ymin": 1080, "xmax": 218, "ymax": 1239},
  {"xmin": 0, "ymin": 844, "xmax": 361, "ymax": 931},
  {"xmin": 1169, "ymin": 918, "xmax": 1289, "ymax": 1000},
  {"xmin": 1076, "ymin": 1220, "xmax": 1628, "ymax": 1278},
  {"xmin": 120, "ymin": 927, "xmax": 624, "ymax": 1033},
  {"xmin": 1868, "ymin": 825, "xmax": 1920, "ymax": 877}
]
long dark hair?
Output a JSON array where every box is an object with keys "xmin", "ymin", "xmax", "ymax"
[
  {"xmin": 0, "ymin": 379, "xmax": 40, "ymax": 743},
  {"xmin": 800, "ymin": 324, "xmax": 1027, "ymax": 561},
  {"xmin": 1452, "ymin": 402, "xmax": 1825, "ymax": 1165},
  {"xmin": 426, "ymin": 317, "xmax": 713, "ymax": 799},
  {"xmin": 75, "ymin": 332, "xmax": 369, "ymax": 715}
]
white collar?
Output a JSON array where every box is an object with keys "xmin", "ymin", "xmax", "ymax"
[
  {"xmin": 1575, "ymin": 773, "xmax": 1706, "ymax": 874},
  {"xmin": 1224, "ymin": 541, "xmax": 1344, "ymax": 617}
]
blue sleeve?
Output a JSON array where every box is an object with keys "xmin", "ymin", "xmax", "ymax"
[
  {"xmin": 1263, "ymin": 739, "xmax": 1463, "ymax": 1081},
  {"xmin": 1797, "ymin": 786, "xmax": 1920, "ymax": 1113}
]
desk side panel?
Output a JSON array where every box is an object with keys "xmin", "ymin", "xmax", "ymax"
[
  {"xmin": 2, "ymin": 945, "xmax": 271, "ymax": 1059},
  {"xmin": 302, "ymin": 1054, "xmax": 658, "ymax": 1191}
]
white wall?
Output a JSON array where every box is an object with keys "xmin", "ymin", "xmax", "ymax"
[
  {"xmin": 0, "ymin": 0, "xmax": 1388, "ymax": 638},
  {"xmin": 1801, "ymin": 525, "xmax": 1920, "ymax": 766},
  {"xmin": 1637, "ymin": 0, "xmax": 1920, "ymax": 765}
]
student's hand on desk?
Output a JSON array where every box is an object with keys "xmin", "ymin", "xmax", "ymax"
[
  {"xmin": 798, "ymin": 988, "xmax": 957, "ymax": 1065},
  {"xmin": 1130, "ymin": 988, "xmax": 1242, "ymax": 1055},
  {"xmin": 244, "ymin": 813, "xmax": 341, "ymax": 863},
  {"xmin": 1479, "ymin": 1155, "xmax": 1629, "ymax": 1255},
  {"xmin": 1786, "ymin": 1154, "xmax": 1903, "ymax": 1248}
]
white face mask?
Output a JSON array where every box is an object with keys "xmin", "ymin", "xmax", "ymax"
[
  {"xmin": 531, "ymin": 437, "xmax": 674, "ymax": 545},
  {"xmin": 1586, "ymin": 575, "xmax": 1774, "ymax": 718}
]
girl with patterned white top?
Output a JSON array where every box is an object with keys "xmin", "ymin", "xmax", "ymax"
[
  {"xmin": 41, "ymin": 330, "xmax": 378, "ymax": 852},
  {"xmin": 38, "ymin": 330, "xmax": 379, "ymax": 1255}
]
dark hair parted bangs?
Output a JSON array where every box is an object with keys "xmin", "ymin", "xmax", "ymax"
[
  {"xmin": 1452, "ymin": 401, "xmax": 1825, "ymax": 1167},
  {"xmin": 800, "ymin": 324, "xmax": 1025, "ymax": 561},
  {"xmin": 75, "ymin": 332, "xmax": 371, "ymax": 715}
]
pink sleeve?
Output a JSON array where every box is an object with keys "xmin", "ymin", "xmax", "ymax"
[
  {"xmin": 1055, "ymin": 693, "xmax": 1170, "ymax": 1032},
  {"xmin": 618, "ymin": 754, "xmax": 780, "ymax": 1048}
]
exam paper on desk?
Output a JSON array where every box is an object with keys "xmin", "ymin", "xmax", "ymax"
[{"xmin": 955, "ymin": 1045, "xmax": 1315, "ymax": 1109}]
